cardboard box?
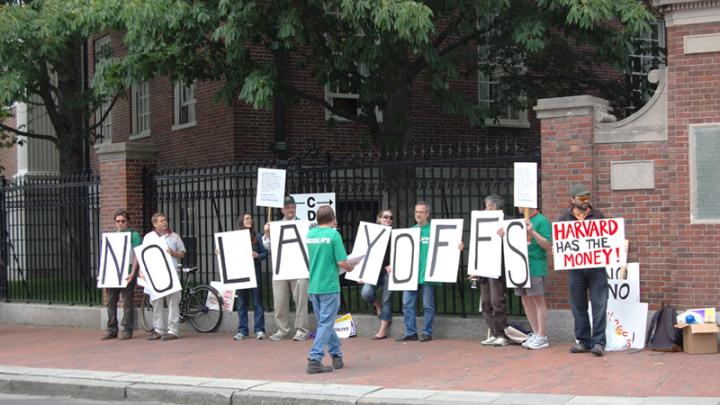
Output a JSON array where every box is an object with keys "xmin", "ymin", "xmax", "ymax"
[{"xmin": 675, "ymin": 323, "xmax": 719, "ymax": 354}]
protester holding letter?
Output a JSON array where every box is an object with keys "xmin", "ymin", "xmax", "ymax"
[
  {"xmin": 234, "ymin": 213, "xmax": 267, "ymax": 341},
  {"xmin": 262, "ymin": 195, "xmax": 310, "ymax": 341},
  {"xmin": 360, "ymin": 209, "xmax": 394, "ymax": 340},
  {"xmin": 561, "ymin": 184, "xmax": 608, "ymax": 357},
  {"xmin": 515, "ymin": 207, "xmax": 552, "ymax": 350},
  {"xmin": 305, "ymin": 206, "xmax": 356, "ymax": 374},
  {"xmin": 144, "ymin": 213, "xmax": 186, "ymax": 341},
  {"xmin": 101, "ymin": 209, "xmax": 141, "ymax": 341}
]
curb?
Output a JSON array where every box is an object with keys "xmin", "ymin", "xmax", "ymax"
[{"xmin": 1, "ymin": 366, "xmax": 719, "ymax": 405}]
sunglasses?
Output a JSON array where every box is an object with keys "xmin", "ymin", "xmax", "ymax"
[
  {"xmin": 576, "ymin": 195, "xmax": 591, "ymax": 203},
  {"xmin": 382, "ymin": 215, "xmax": 393, "ymax": 220}
]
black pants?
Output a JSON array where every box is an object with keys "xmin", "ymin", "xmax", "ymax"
[
  {"xmin": 480, "ymin": 275, "xmax": 508, "ymax": 337},
  {"xmin": 106, "ymin": 279, "xmax": 137, "ymax": 336}
]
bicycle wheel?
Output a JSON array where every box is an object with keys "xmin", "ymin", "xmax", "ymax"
[
  {"xmin": 184, "ymin": 285, "xmax": 223, "ymax": 333},
  {"xmin": 139, "ymin": 295, "xmax": 154, "ymax": 333}
]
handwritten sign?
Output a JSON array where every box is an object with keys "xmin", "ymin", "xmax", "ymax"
[
  {"xmin": 207, "ymin": 281, "xmax": 235, "ymax": 312},
  {"xmin": 214, "ymin": 230, "xmax": 257, "ymax": 290},
  {"xmin": 607, "ymin": 262, "xmax": 640, "ymax": 303},
  {"xmin": 97, "ymin": 232, "xmax": 132, "ymax": 288},
  {"xmin": 424, "ymin": 219, "xmax": 464, "ymax": 283},
  {"xmin": 134, "ymin": 240, "xmax": 182, "ymax": 301},
  {"xmin": 270, "ymin": 220, "xmax": 310, "ymax": 280},
  {"xmin": 388, "ymin": 228, "xmax": 420, "ymax": 291},
  {"xmin": 256, "ymin": 168, "xmax": 287, "ymax": 208},
  {"xmin": 467, "ymin": 211, "xmax": 504, "ymax": 278},
  {"xmin": 605, "ymin": 300, "xmax": 648, "ymax": 351},
  {"xmin": 513, "ymin": 162, "xmax": 537, "ymax": 208},
  {"xmin": 344, "ymin": 222, "xmax": 391, "ymax": 285},
  {"xmin": 552, "ymin": 218, "xmax": 626, "ymax": 270}
]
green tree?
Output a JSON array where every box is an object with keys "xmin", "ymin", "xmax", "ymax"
[
  {"xmin": 104, "ymin": 0, "xmax": 654, "ymax": 150},
  {"xmin": 0, "ymin": 0, "xmax": 117, "ymax": 174}
]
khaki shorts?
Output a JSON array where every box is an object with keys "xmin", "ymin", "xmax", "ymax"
[{"xmin": 514, "ymin": 276, "xmax": 545, "ymax": 297}]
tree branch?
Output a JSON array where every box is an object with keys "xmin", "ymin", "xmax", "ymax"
[
  {"xmin": 0, "ymin": 123, "xmax": 59, "ymax": 144},
  {"xmin": 86, "ymin": 94, "xmax": 120, "ymax": 132}
]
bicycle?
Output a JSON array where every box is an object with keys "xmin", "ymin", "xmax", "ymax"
[{"xmin": 139, "ymin": 266, "xmax": 223, "ymax": 333}]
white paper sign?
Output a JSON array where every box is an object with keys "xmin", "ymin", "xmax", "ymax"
[
  {"xmin": 134, "ymin": 240, "xmax": 182, "ymax": 301},
  {"xmin": 388, "ymin": 228, "xmax": 421, "ymax": 291},
  {"xmin": 344, "ymin": 222, "xmax": 391, "ymax": 285},
  {"xmin": 513, "ymin": 162, "xmax": 537, "ymax": 209},
  {"xmin": 607, "ymin": 262, "xmax": 640, "ymax": 303},
  {"xmin": 503, "ymin": 219, "xmax": 531, "ymax": 288},
  {"xmin": 207, "ymin": 281, "xmax": 235, "ymax": 312},
  {"xmin": 270, "ymin": 220, "xmax": 310, "ymax": 280},
  {"xmin": 424, "ymin": 219, "xmax": 464, "ymax": 283},
  {"xmin": 552, "ymin": 218, "xmax": 627, "ymax": 270},
  {"xmin": 468, "ymin": 211, "xmax": 504, "ymax": 278},
  {"xmin": 214, "ymin": 230, "xmax": 257, "ymax": 290},
  {"xmin": 256, "ymin": 168, "xmax": 287, "ymax": 208},
  {"xmin": 97, "ymin": 232, "xmax": 132, "ymax": 288},
  {"xmin": 605, "ymin": 301, "xmax": 648, "ymax": 351},
  {"xmin": 290, "ymin": 192, "xmax": 336, "ymax": 225}
]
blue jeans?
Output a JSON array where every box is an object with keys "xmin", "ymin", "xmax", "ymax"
[
  {"xmin": 568, "ymin": 268, "xmax": 608, "ymax": 348},
  {"xmin": 236, "ymin": 266, "xmax": 265, "ymax": 335},
  {"xmin": 402, "ymin": 284, "xmax": 435, "ymax": 336},
  {"xmin": 308, "ymin": 293, "xmax": 342, "ymax": 362},
  {"xmin": 360, "ymin": 271, "xmax": 392, "ymax": 321}
]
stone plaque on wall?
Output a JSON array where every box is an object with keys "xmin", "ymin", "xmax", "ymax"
[{"xmin": 611, "ymin": 161, "xmax": 655, "ymax": 190}]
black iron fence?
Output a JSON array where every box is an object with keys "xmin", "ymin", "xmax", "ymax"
[
  {"xmin": 143, "ymin": 142, "xmax": 540, "ymax": 317},
  {"xmin": 0, "ymin": 174, "xmax": 102, "ymax": 304}
]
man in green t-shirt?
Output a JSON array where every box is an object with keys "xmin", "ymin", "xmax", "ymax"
[
  {"xmin": 514, "ymin": 208, "xmax": 552, "ymax": 350},
  {"xmin": 101, "ymin": 209, "xmax": 141, "ymax": 341},
  {"xmin": 305, "ymin": 206, "xmax": 356, "ymax": 374}
]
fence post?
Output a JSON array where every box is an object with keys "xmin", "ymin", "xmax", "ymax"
[{"xmin": 0, "ymin": 176, "xmax": 7, "ymax": 301}]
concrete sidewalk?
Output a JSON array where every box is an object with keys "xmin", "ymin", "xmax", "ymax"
[{"xmin": 0, "ymin": 325, "xmax": 719, "ymax": 404}]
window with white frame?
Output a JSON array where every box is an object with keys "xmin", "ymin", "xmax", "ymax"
[
  {"xmin": 93, "ymin": 35, "xmax": 112, "ymax": 143},
  {"xmin": 173, "ymin": 82, "xmax": 196, "ymax": 129},
  {"xmin": 477, "ymin": 70, "xmax": 528, "ymax": 127},
  {"xmin": 131, "ymin": 81, "xmax": 150, "ymax": 137},
  {"xmin": 690, "ymin": 125, "xmax": 720, "ymax": 223},
  {"xmin": 625, "ymin": 20, "xmax": 666, "ymax": 115}
]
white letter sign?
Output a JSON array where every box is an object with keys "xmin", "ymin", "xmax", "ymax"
[
  {"xmin": 424, "ymin": 219, "xmax": 464, "ymax": 283},
  {"xmin": 552, "ymin": 218, "xmax": 626, "ymax": 270},
  {"xmin": 503, "ymin": 219, "xmax": 531, "ymax": 288},
  {"xmin": 388, "ymin": 228, "xmax": 420, "ymax": 291},
  {"xmin": 97, "ymin": 232, "xmax": 132, "ymax": 288},
  {"xmin": 270, "ymin": 220, "xmax": 310, "ymax": 280},
  {"xmin": 513, "ymin": 162, "xmax": 537, "ymax": 209},
  {"xmin": 134, "ymin": 240, "xmax": 182, "ymax": 301},
  {"xmin": 468, "ymin": 211, "xmax": 504, "ymax": 278},
  {"xmin": 344, "ymin": 222, "xmax": 391, "ymax": 285},
  {"xmin": 256, "ymin": 168, "xmax": 287, "ymax": 208},
  {"xmin": 214, "ymin": 230, "xmax": 257, "ymax": 290},
  {"xmin": 290, "ymin": 192, "xmax": 336, "ymax": 226}
]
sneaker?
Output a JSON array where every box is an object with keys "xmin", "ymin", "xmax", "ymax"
[
  {"xmin": 591, "ymin": 344, "xmax": 605, "ymax": 357},
  {"xmin": 161, "ymin": 333, "xmax": 178, "ymax": 341},
  {"xmin": 395, "ymin": 334, "xmax": 418, "ymax": 342},
  {"xmin": 269, "ymin": 332, "xmax": 287, "ymax": 341},
  {"xmin": 306, "ymin": 359, "xmax": 333, "ymax": 374},
  {"xmin": 570, "ymin": 342, "xmax": 590, "ymax": 353},
  {"xmin": 419, "ymin": 334, "xmax": 432, "ymax": 342},
  {"xmin": 118, "ymin": 333, "xmax": 132, "ymax": 341},
  {"xmin": 146, "ymin": 332, "xmax": 161, "ymax": 341},
  {"xmin": 331, "ymin": 355, "xmax": 344, "ymax": 370},
  {"xmin": 493, "ymin": 336, "xmax": 510, "ymax": 346},
  {"xmin": 256, "ymin": 331, "xmax": 266, "ymax": 340},
  {"xmin": 233, "ymin": 333, "xmax": 247, "ymax": 341},
  {"xmin": 521, "ymin": 333, "xmax": 536, "ymax": 349},
  {"xmin": 100, "ymin": 333, "xmax": 117, "ymax": 341},
  {"xmin": 481, "ymin": 335, "xmax": 497, "ymax": 346},
  {"xmin": 292, "ymin": 331, "xmax": 308, "ymax": 341},
  {"xmin": 528, "ymin": 335, "xmax": 550, "ymax": 350}
]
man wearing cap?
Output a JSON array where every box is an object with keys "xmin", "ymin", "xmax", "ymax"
[
  {"xmin": 560, "ymin": 184, "xmax": 608, "ymax": 357},
  {"xmin": 263, "ymin": 195, "xmax": 310, "ymax": 341}
]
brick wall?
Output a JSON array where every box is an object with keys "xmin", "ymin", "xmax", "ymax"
[
  {"xmin": 540, "ymin": 20, "xmax": 720, "ymax": 310},
  {"xmin": 0, "ymin": 107, "xmax": 18, "ymax": 178}
]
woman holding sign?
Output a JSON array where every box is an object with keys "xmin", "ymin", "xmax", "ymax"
[
  {"xmin": 360, "ymin": 209, "xmax": 394, "ymax": 340},
  {"xmin": 234, "ymin": 213, "xmax": 267, "ymax": 340}
]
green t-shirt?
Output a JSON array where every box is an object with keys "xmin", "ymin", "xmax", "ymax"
[
  {"xmin": 307, "ymin": 226, "xmax": 348, "ymax": 294},
  {"xmin": 415, "ymin": 222, "xmax": 431, "ymax": 285},
  {"xmin": 528, "ymin": 213, "xmax": 551, "ymax": 277},
  {"xmin": 124, "ymin": 229, "xmax": 142, "ymax": 272}
]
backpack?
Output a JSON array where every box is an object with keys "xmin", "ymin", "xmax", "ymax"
[{"xmin": 646, "ymin": 303, "xmax": 683, "ymax": 352}]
